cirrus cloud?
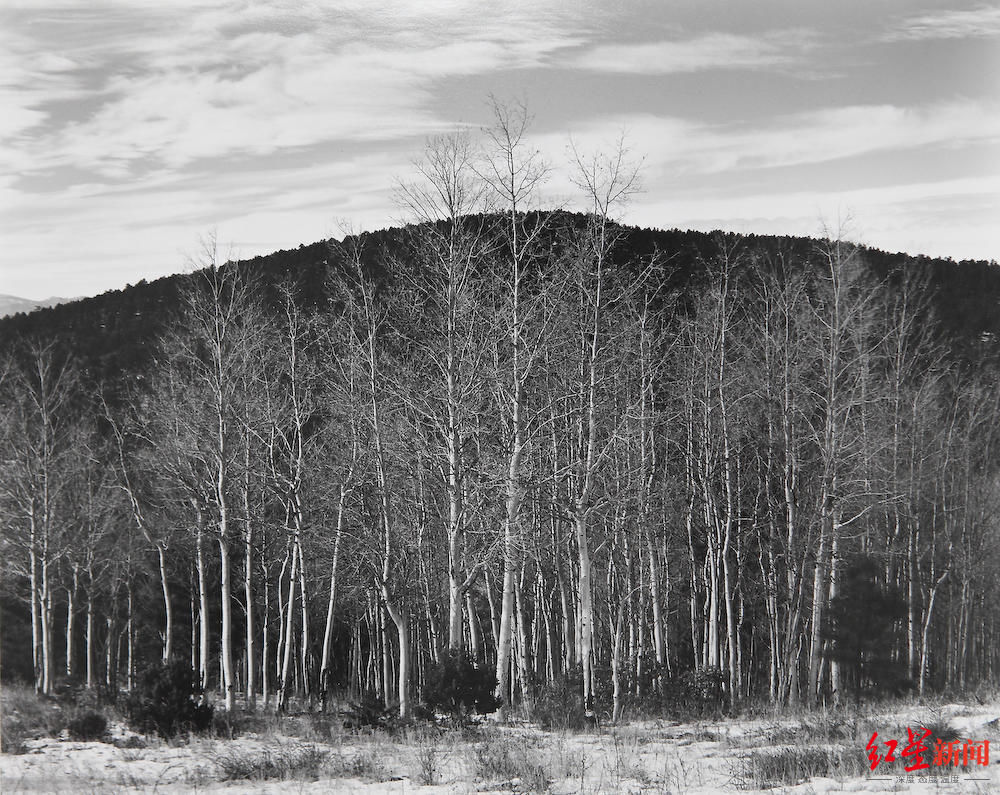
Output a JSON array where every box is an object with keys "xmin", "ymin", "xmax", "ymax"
[
  {"xmin": 884, "ymin": 3, "xmax": 1000, "ymax": 41},
  {"xmin": 570, "ymin": 31, "xmax": 813, "ymax": 75}
]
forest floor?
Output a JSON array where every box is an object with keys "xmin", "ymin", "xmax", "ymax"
[{"xmin": 3, "ymin": 689, "xmax": 1000, "ymax": 793}]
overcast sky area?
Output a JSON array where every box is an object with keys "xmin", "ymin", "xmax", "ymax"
[{"xmin": 1, "ymin": 0, "xmax": 998, "ymax": 300}]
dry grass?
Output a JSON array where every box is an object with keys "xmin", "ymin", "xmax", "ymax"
[
  {"xmin": 472, "ymin": 729, "xmax": 549, "ymax": 792},
  {"xmin": 730, "ymin": 744, "xmax": 869, "ymax": 789},
  {"xmin": 2, "ymin": 682, "xmax": 67, "ymax": 752},
  {"xmin": 213, "ymin": 744, "xmax": 331, "ymax": 781},
  {"xmin": 3, "ymin": 686, "xmax": 996, "ymax": 793},
  {"xmin": 609, "ymin": 731, "xmax": 650, "ymax": 786}
]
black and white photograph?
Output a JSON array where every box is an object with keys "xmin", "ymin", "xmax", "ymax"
[{"xmin": 1, "ymin": 1, "xmax": 998, "ymax": 791}]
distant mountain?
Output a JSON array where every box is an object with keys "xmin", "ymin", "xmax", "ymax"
[{"xmin": 0, "ymin": 294, "xmax": 76, "ymax": 317}]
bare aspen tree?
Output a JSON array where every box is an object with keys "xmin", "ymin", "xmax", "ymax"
[
  {"xmin": 749, "ymin": 254, "xmax": 809, "ymax": 702},
  {"xmin": 336, "ymin": 235, "xmax": 413, "ymax": 718},
  {"xmin": 150, "ymin": 236, "xmax": 265, "ymax": 711},
  {"xmin": 565, "ymin": 136, "xmax": 641, "ymax": 714},
  {"xmin": 804, "ymin": 230, "xmax": 882, "ymax": 703},
  {"xmin": 263, "ymin": 288, "xmax": 321, "ymax": 712},
  {"xmin": 315, "ymin": 309, "xmax": 365, "ymax": 705},
  {"xmin": 479, "ymin": 98, "xmax": 550, "ymax": 715},
  {"xmin": 396, "ymin": 132, "xmax": 490, "ymax": 651}
]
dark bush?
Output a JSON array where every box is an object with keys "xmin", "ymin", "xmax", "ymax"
[
  {"xmin": 680, "ymin": 667, "xmax": 726, "ymax": 707},
  {"xmin": 212, "ymin": 709, "xmax": 240, "ymax": 739},
  {"xmin": 342, "ymin": 692, "xmax": 396, "ymax": 730},
  {"xmin": 411, "ymin": 702, "xmax": 436, "ymax": 722},
  {"xmin": 422, "ymin": 649, "xmax": 499, "ymax": 720},
  {"xmin": 824, "ymin": 555, "xmax": 911, "ymax": 700},
  {"xmin": 126, "ymin": 661, "xmax": 213, "ymax": 739},
  {"xmin": 651, "ymin": 667, "xmax": 727, "ymax": 717},
  {"xmin": 67, "ymin": 710, "xmax": 108, "ymax": 741},
  {"xmin": 1, "ymin": 723, "xmax": 28, "ymax": 754},
  {"xmin": 532, "ymin": 669, "xmax": 586, "ymax": 731}
]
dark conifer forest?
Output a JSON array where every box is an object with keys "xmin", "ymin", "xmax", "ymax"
[{"xmin": 3, "ymin": 133, "xmax": 1000, "ymax": 721}]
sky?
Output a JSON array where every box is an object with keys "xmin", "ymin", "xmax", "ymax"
[{"xmin": 1, "ymin": 0, "xmax": 998, "ymax": 301}]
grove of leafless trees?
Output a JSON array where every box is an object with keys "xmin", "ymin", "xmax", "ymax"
[{"xmin": 3, "ymin": 108, "xmax": 999, "ymax": 719}]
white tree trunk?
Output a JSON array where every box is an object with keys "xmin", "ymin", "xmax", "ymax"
[
  {"xmin": 195, "ymin": 525, "xmax": 210, "ymax": 690},
  {"xmin": 219, "ymin": 533, "xmax": 235, "ymax": 711}
]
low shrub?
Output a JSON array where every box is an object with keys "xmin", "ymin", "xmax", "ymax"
[
  {"xmin": 647, "ymin": 667, "xmax": 727, "ymax": 718},
  {"xmin": 215, "ymin": 745, "xmax": 330, "ymax": 781},
  {"xmin": 544, "ymin": 738, "xmax": 586, "ymax": 781},
  {"xmin": 327, "ymin": 748, "xmax": 390, "ymax": 780},
  {"xmin": 302, "ymin": 712, "xmax": 340, "ymax": 742},
  {"xmin": 125, "ymin": 660, "xmax": 213, "ymax": 739},
  {"xmin": 1, "ymin": 683, "xmax": 66, "ymax": 738},
  {"xmin": 1, "ymin": 722, "xmax": 29, "ymax": 754},
  {"xmin": 342, "ymin": 692, "xmax": 396, "ymax": 731},
  {"xmin": 67, "ymin": 710, "xmax": 108, "ymax": 741},
  {"xmin": 212, "ymin": 709, "xmax": 240, "ymax": 739},
  {"xmin": 412, "ymin": 738, "xmax": 440, "ymax": 786},
  {"xmin": 610, "ymin": 732, "xmax": 649, "ymax": 785},
  {"xmin": 731, "ymin": 745, "xmax": 868, "ymax": 789},
  {"xmin": 423, "ymin": 648, "xmax": 499, "ymax": 720},
  {"xmin": 532, "ymin": 671, "xmax": 586, "ymax": 731},
  {"xmin": 473, "ymin": 731, "xmax": 548, "ymax": 792}
]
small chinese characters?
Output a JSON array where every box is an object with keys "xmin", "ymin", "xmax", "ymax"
[{"xmin": 894, "ymin": 773, "xmax": 964, "ymax": 785}]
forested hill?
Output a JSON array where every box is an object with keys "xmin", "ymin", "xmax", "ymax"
[
  {"xmin": 2, "ymin": 213, "xmax": 998, "ymax": 384},
  {"xmin": 4, "ymin": 210, "xmax": 1000, "ymax": 707}
]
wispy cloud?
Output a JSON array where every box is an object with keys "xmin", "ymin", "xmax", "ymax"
[
  {"xmin": 571, "ymin": 31, "xmax": 812, "ymax": 75},
  {"xmin": 1, "ymin": 1, "xmax": 995, "ymax": 299},
  {"xmin": 0, "ymin": 147, "xmax": 411, "ymax": 296},
  {"xmin": 536, "ymin": 99, "xmax": 1000, "ymax": 182},
  {"xmin": 884, "ymin": 4, "xmax": 1000, "ymax": 41},
  {"xmin": 2, "ymin": 1, "xmax": 583, "ymax": 182}
]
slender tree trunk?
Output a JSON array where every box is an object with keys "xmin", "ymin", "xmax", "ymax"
[
  {"xmin": 485, "ymin": 572, "xmax": 499, "ymax": 660},
  {"xmin": 195, "ymin": 522, "xmax": 210, "ymax": 691},
  {"xmin": 320, "ymin": 485, "xmax": 347, "ymax": 705},
  {"xmin": 261, "ymin": 560, "xmax": 271, "ymax": 707},
  {"xmin": 219, "ymin": 532, "xmax": 235, "ymax": 711},
  {"xmin": 576, "ymin": 510, "xmax": 595, "ymax": 712},
  {"xmin": 65, "ymin": 568, "xmax": 77, "ymax": 678},
  {"xmin": 243, "ymin": 466, "xmax": 256, "ymax": 709},
  {"xmin": 155, "ymin": 545, "xmax": 172, "ymax": 663},
  {"xmin": 40, "ymin": 552, "xmax": 53, "ymax": 695},
  {"xmin": 383, "ymin": 594, "xmax": 410, "ymax": 718},
  {"xmin": 85, "ymin": 590, "xmax": 95, "ymax": 690},
  {"xmin": 919, "ymin": 570, "xmax": 949, "ymax": 695},
  {"xmin": 29, "ymin": 525, "xmax": 40, "ymax": 692},
  {"xmin": 296, "ymin": 536, "xmax": 311, "ymax": 703},
  {"xmin": 496, "ymin": 379, "xmax": 526, "ymax": 715},
  {"xmin": 277, "ymin": 534, "xmax": 299, "ymax": 712},
  {"xmin": 514, "ymin": 565, "xmax": 533, "ymax": 709},
  {"xmin": 126, "ymin": 580, "xmax": 135, "ymax": 691},
  {"xmin": 446, "ymin": 373, "xmax": 465, "ymax": 650},
  {"xmin": 466, "ymin": 592, "xmax": 483, "ymax": 661}
]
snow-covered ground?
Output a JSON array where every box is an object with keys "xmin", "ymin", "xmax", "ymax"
[{"xmin": 3, "ymin": 702, "xmax": 999, "ymax": 793}]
